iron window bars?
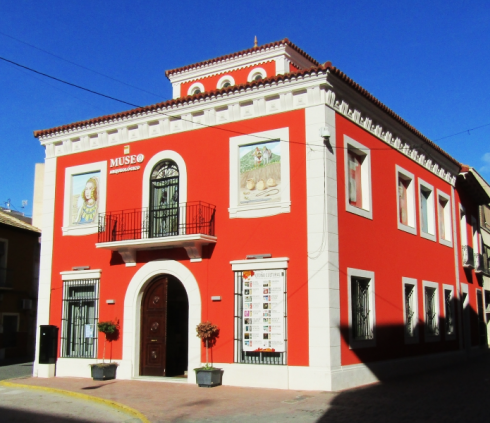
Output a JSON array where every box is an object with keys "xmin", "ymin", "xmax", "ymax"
[
  {"xmin": 444, "ymin": 289, "xmax": 455, "ymax": 336},
  {"xmin": 425, "ymin": 287, "xmax": 439, "ymax": 336},
  {"xmin": 234, "ymin": 271, "xmax": 287, "ymax": 365},
  {"xmin": 61, "ymin": 279, "xmax": 99, "ymax": 358},
  {"xmin": 352, "ymin": 278, "xmax": 373, "ymax": 340},
  {"xmin": 405, "ymin": 284, "xmax": 416, "ymax": 337}
]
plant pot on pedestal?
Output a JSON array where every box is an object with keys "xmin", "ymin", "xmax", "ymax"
[
  {"xmin": 90, "ymin": 363, "xmax": 118, "ymax": 381},
  {"xmin": 194, "ymin": 368, "xmax": 223, "ymax": 387}
]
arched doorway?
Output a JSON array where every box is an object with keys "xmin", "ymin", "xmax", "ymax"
[
  {"xmin": 140, "ymin": 275, "xmax": 189, "ymax": 377},
  {"xmin": 149, "ymin": 160, "xmax": 179, "ymax": 237}
]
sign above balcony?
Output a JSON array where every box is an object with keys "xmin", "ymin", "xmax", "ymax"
[{"xmin": 109, "ymin": 154, "xmax": 145, "ymax": 175}]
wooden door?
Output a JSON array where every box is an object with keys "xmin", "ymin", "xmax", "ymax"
[{"xmin": 140, "ymin": 277, "xmax": 168, "ymax": 376}]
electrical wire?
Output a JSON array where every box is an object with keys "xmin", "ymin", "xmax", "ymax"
[{"xmin": 0, "ymin": 30, "xmax": 164, "ymax": 99}]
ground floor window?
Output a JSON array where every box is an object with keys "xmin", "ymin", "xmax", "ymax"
[
  {"xmin": 61, "ymin": 279, "xmax": 99, "ymax": 358},
  {"xmin": 443, "ymin": 285, "xmax": 455, "ymax": 338},
  {"xmin": 402, "ymin": 278, "xmax": 418, "ymax": 343},
  {"xmin": 348, "ymin": 268, "xmax": 376, "ymax": 347},
  {"xmin": 423, "ymin": 281, "xmax": 440, "ymax": 340},
  {"xmin": 233, "ymin": 267, "xmax": 287, "ymax": 365}
]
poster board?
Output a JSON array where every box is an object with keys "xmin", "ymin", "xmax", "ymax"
[{"xmin": 242, "ymin": 269, "xmax": 285, "ymax": 352}]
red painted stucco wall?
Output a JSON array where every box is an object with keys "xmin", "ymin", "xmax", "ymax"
[{"xmin": 49, "ymin": 109, "xmax": 310, "ymax": 366}]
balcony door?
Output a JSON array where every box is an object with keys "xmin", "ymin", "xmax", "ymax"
[{"xmin": 149, "ymin": 160, "xmax": 179, "ymax": 238}]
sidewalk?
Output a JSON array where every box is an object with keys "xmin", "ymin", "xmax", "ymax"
[{"xmin": 4, "ymin": 352, "xmax": 490, "ymax": 422}]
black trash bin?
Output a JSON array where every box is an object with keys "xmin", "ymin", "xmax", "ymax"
[{"xmin": 39, "ymin": 325, "xmax": 58, "ymax": 364}]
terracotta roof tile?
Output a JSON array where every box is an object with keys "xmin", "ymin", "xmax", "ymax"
[
  {"xmin": 165, "ymin": 38, "xmax": 320, "ymax": 78},
  {"xmin": 0, "ymin": 210, "xmax": 41, "ymax": 233},
  {"xmin": 33, "ymin": 61, "xmax": 461, "ymax": 169}
]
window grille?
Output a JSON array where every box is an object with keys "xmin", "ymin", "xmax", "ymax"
[
  {"xmin": 444, "ymin": 289, "xmax": 454, "ymax": 335},
  {"xmin": 405, "ymin": 284, "xmax": 415, "ymax": 337},
  {"xmin": 352, "ymin": 278, "xmax": 373, "ymax": 340},
  {"xmin": 234, "ymin": 272, "xmax": 287, "ymax": 365},
  {"xmin": 61, "ymin": 279, "xmax": 99, "ymax": 358},
  {"xmin": 425, "ymin": 287, "xmax": 439, "ymax": 336}
]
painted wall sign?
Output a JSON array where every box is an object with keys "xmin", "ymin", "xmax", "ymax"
[
  {"xmin": 242, "ymin": 269, "xmax": 285, "ymax": 352},
  {"xmin": 109, "ymin": 154, "xmax": 145, "ymax": 174}
]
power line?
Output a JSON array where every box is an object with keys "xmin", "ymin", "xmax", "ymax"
[
  {"xmin": 0, "ymin": 30, "xmax": 164, "ymax": 99},
  {"xmin": 433, "ymin": 122, "xmax": 490, "ymax": 142}
]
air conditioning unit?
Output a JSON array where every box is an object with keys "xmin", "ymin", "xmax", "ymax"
[{"xmin": 22, "ymin": 299, "xmax": 33, "ymax": 310}]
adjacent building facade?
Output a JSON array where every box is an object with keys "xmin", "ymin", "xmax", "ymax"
[
  {"xmin": 0, "ymin": 211, "xmax": 40, "ymax": 360},
  {"xmin": 33, "ymin": 39, "xmax": 490, "ymax": 390}
]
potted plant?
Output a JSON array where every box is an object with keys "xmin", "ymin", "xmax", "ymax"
[
  {"xmin": 90, "ymin": 320, "xmax": 119, "ymax": 381},
  {"xmin": 194, "ymin": 321, "xmax": 222, "ymax": 387}
]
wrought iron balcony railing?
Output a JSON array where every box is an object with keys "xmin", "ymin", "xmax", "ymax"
[
  {"xmin": 462, "ymin": 245, "xmax": 474, "ymax": 268},
  {"xmin": 98, "ymin": 201, "xmax": 216, "ymax": 243},
  {"xmin": 0, "ymin": 268, "xmax": 13, "ymax": 289}
]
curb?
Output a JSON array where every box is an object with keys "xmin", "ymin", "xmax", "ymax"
[{"xmin": 0, "ymin": 380, "xmax": 150, "ymax": 423}]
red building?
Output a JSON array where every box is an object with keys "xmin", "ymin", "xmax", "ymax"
[{"xmin": 33, "ymin": 39, "xmax": 489, "ymax": 390}]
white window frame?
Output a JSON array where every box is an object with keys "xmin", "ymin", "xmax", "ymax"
[
  {"xmin": 437, "ymin": 190, "xmax": 452, "ymax": 247},
  {"xmin": 60, "ymin": 269, "xmax": 101, "ymax": 359},
  {"xmin": 442, "ymin": 284, "xmax": 456, "ymax": 340},
  {"xmin": 418, "ymin": 178, "xmax": 436, "ymax": 242},
  {"xmin": 217, "ymin": 74, "xmax": 235, "ymax": 89},
  {"xmin": 472, "ymin": 216, "xmax": 480, "ymax": 255},
  {"xmin": 402, "ymin": 277, "xmax": 419, "ymax": 344},
  {"xmin": 344, "ymin": 136, "xmax": 372, "ymax": 220},
  {"xmin": 247, "ymin": 67, "xmax": 267, "ymax": 82},
  {"xmin": 396, "ymin": 165, "xmax": 416, "ymax": 235},
  {"xmin": 347, "ymin": 268, "xmax": 376, "ymax": 348},
  {"xmin": 422, "ymin": 280, "xmax": 440, "ymax": 341},
  {"xmin": 62, "ymin": 161, "xmax": 107, "ymax": 236},
  {"xmin": 187, "ymin": 82, "xmax": 205, "ymax": 96},
  {"xmin": 229, "ymin": 127, "xmax": 290, "ymax": 218}
]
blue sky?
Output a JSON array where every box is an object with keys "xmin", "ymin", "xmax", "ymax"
[{"xmin": 1, "ymin": 0, "xmax": 489, "ymax": 217}]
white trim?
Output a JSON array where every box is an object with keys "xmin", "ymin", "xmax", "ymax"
[
  {"xmin": 402, "ymin": 277, "xmax": 419, "ymax": 344},
  {"xmin": 142, "ymin": 150, "xmax": 188, "ymax": 209},
  {"xmin": 396, "ymin": 165, "xmax": 416, "ymax": 235},
  {"xmin": 472, "ymin": 216, "xmax": 480, "ymax": 254},
  {"xmin": 437, "ymin": 190, "xmax": 453, "ymax": 247},
  {"xmin": 442, "ymin": 284, "xmax": 456, "ymax": 340},
  {"xmin": 187, "ymin": 82, "xmax": 205, "ymax": 96},
  {"xmin": 216, "ymin": 74, "xmax": 235, "ymax": 89},
  {"xmin": 120, "ymin": 260, "xmax": 201, "ymax": 383},
  {"xmin": 459, "ymin": 204, "xmax": 468, "ymax": 246},
  {"xmin": 347, "ymin": 268, "xmax": 376, "ymax": 348},
  {"xmin": 422, "ymin": 280, "xmax": 440, "ymax": 341},
  {"xmin": 62, "ymin": 161, "xmax": 107, "ymax": 236},
  {"xmin": 247, "ymin": 67, "xmax": 267, "ymax": 82},
  {"xmin": 34, "ymin": 156, "xmax": 57, "ymax": 377},
  {"xmin": 418, "ymin": 178, "xmax": 436, "ymax": 242},
  {"xmin": 60, "ymin": 269, "xmax": 102, "ymax": 280},
  {"xmin": 344, "ymin": 136, "xmax": 372, "ymax": 219},
  {"xmin": 229, "ymin": 127, "xmax": 290, "ymax": 218},
  {"xmin": 230, "ymin": 257, "xmax": 289, "ymax": 271}
]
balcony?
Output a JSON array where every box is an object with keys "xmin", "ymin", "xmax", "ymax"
[
  {"xmin": 0, "ymin": 268, "xmax": 13, "ymax": 289},
  {"xmin": 462, "ymin": 245, "xmax": 474, "ymax": 268},
  {"xmin": 475, "ymin": 253, "xmax": 484, "ymax": 273},
  {"xmin": 96, "ymin": 202, "xmax": 217, "ymax": 265}
]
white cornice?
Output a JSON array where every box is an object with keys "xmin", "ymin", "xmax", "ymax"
[{"xmin": 38, "ymin": 68, "xmax": 457, "ymax": 186}]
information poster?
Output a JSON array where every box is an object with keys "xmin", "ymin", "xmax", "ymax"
[{"xmin": 242, "ymin": 269, "xmax": 285, "ymax": 352}]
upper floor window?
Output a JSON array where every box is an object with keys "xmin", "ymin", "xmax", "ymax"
[
  {"xmin": 217, "ymin": 75, "xmax": 235, "ymax": 89},
  {"xmin": 418, "ymin": 179, "xmax": 436, "ymax": 241},
  {"xmin": 247, "ymin": 67, "xmax": 267, "ymax": 82},
  {"xmin": 437, "ymin": 190, "xmax": 452, "ymax": 247},
  {"xmin": 344, "ymin": 136, "xmax": 372, "ymax": 219},
  {"xmin": 396, "ymin": 166, "xmax": 416, "ymax": 234},
  {"xmin": 187, "ymin": 82, "xmax": 205, "ymax": 96},
  {"xmin": 150, "ymin": 160, "xmax": 179, "ymax": 237}
]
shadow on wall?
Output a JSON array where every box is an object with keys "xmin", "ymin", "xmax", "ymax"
[{"xmin": 317, "ymin": 298, "xmax": 488, "ymax": 422}]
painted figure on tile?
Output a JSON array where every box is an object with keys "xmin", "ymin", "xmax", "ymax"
[{"xmin": 77, "ymin": 177, "xmax": 98, "ymax": 223}]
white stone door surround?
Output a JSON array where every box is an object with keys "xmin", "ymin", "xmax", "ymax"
[{"xmin": 121, "ymin": 260, "xmax": 202, "ymax": 382}]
